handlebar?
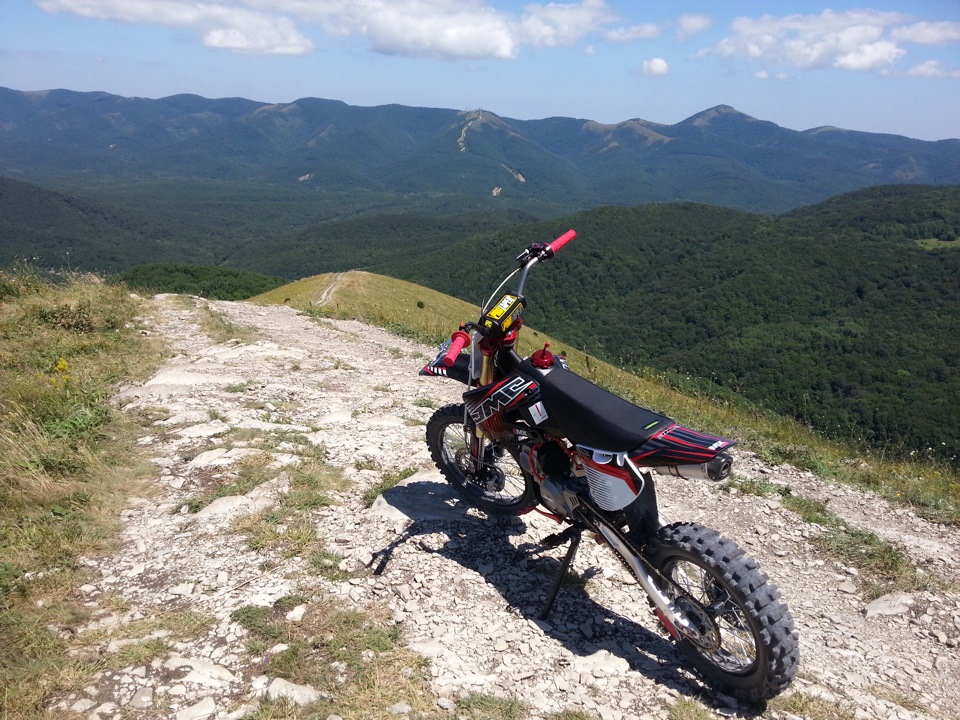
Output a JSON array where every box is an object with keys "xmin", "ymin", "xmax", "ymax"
[
  {"xmin": 443, "ymin": 329, "xmax": 471, "ymax": 366},
  {"xmin": 548, "ymin": 229, "xmax": 576, "ymax": 255},
  {"xmin": 442, "ymin": 230, "xmax": 576, "ymax": 365}
]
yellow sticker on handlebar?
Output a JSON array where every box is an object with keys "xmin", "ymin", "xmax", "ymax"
[
  {"xmin": 487, "ymin": 294, "xmax": 519, "ymax": 321},
  {"xmin": 482, "ymin": 294, "xmax": 525, "ymax": 336}
]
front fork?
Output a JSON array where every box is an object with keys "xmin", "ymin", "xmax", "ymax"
[{"xmin": 464, "ymin": 338, "xmax": 499, "ymax": 463}]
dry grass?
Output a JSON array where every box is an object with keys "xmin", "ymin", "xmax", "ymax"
[
  {"xmin": 666, "ymin": 698, "xmax": 715, "ymax": 720},
  {"xmin": 232, "ymin": 595, "xmax": 441, "ymax": 720},
  {"xmin": 198, "ymin": 303, "xmax": 259, "ymax": 343},
  {"xmin": 0, "ymin": 267, "xmax": 165, "ymax": 718},
  {"xmin": 769, "ymin": 690, "xmax": 857, "ymax": 720}
]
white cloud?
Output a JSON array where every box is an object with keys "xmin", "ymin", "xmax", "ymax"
[
  {"xmin": 35, "ymin": 0, "xmax": 620, "ymax": 59},
  {"xmin": 359, "ymin": 6, "xmax": 519, "ymax": 59},
  {"xmin": 703, "ymin": 9, "xmax": 960, "ymax": 75},
  {"xmin": 677, "ymin": 14, "xmax": 711, "ymax": 40},
  {"xmin": 37, "ymin": 0, "xmax": 314, "ymax": 55},
  {"xmin": 892, "ymin": 21, "xmax": 960, "ymax": 45},
  {"xmin": 604, "ymin": 23, "xmax": 661, "ymax": 43},
  {"xmin": 641, "ymin": 57, "xmax": 669, "ymax": 76},
  {"xmin": 519, "ymin": 0, "xmax": 617, "ymax": 48},
  {"xmin": 907, "ymin": 60, "xmax": 960, "ymax": 78},
  {"xmin": 833, "ymin": 40, "xmax": 905, "ymax": 71}
]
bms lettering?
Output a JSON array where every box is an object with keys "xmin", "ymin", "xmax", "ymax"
[{"xmin": 471, "ymin": 377, "xmax": 532, "ymax": 423}]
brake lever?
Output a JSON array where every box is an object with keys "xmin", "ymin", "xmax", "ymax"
[{"xmin": 515, "ymin": 242, "xmax": 552, "ymax": 265}]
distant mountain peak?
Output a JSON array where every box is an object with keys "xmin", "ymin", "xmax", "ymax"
[
  {"xmin": 684, "ymin": 105, "xmax": 756, "ymax": 127},
  {"xmin": 1, "ymin": 86, "xmax": 957, "ymax": 214}
]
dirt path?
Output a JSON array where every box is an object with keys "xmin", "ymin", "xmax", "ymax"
[{"xmin": 51, "ymin": 295, "xmax": 959, "ymax": 720}]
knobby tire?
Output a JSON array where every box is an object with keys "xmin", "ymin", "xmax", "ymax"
[
  {"xmin": 646, "ymin": 522, "xmax": 799, "ymax": 701},
  {"xmin": 425, "ymin": 403, "xmax": 536, "ymax": 515}
]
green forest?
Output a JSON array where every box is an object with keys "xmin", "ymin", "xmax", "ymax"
[
  {"xmin": 117, "ymin": 264, "xmax": 285, "ymax": 300},
  {"xmin": 2, "ymin": 175, "xmax": 958, "ymax": 463},
  {"xmin": 384, "ymin": 186, "xmax": 960, "ymax": 463}
]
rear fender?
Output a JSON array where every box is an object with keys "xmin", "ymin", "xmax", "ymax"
[{"xmin": 631, "ymin": 423, "xmax": 736, "ymax": 481}]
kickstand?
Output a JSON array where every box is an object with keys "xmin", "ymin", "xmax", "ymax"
[{"xmin": 539, "ymin": 526, "xmax": 583, "ymax": 621}]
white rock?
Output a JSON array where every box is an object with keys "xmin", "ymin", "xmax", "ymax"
[
  {"xmin": 165, "ymin": 657, "xmax": 238, "ymax": 686},
  {"xmin": 285, "ymin": 604, "xmax": 307, "ymax": 622},
  {"xmin": 175, "ymin": 696, "xmax": 216, "ymax": 720},
  {"xmin": 69, "ymin": 698, "xmax": 96, "ymax": 712},
  {"xmin": 266, "ymin": 678, "xmax": 324, "ymax": 705},
  {"xmin": 864, "ymin": 593, "xmax": 915, "ymax": 618},
  {"xmin": 129, "ymin": 687, "xmax": 154, "ymax": 709}
]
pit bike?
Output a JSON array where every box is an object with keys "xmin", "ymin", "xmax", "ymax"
[{"xmin": 419, "ymin": 229, "xmax": 799, "ymax": 701}]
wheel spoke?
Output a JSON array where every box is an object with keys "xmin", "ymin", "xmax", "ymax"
[
  {"xmin": 667, "ymin": 559, "xmax": 759, "ymax": 673},
  {"xmin": 427, "ymin": 404, "xmax": 533, "ymax": 513}
]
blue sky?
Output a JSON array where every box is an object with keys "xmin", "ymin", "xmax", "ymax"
[{"xmin": 1, "ymin": 0, "xmax": 958, "ymax": 140}]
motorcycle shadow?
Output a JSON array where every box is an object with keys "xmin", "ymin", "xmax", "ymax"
[{"xmin": 371, "ymin": 477, "xmax": 762, "ymax": 714}]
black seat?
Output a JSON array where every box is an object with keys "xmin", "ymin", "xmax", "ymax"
[{"xmin": 522, "ymin": 360, "xmax": 674, "ymax": 452}]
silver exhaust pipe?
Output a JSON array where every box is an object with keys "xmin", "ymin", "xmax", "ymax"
[{"xmin": 650, "ymin": 452, "xmax": 733, "ymax": 482}]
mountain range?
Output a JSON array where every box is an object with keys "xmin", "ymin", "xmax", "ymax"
[{"xmin": 2, "ymin": 86, "xmax": 959, "ymax": 214}]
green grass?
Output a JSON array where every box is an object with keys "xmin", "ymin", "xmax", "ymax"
[
  {"xmin": 455, "ymin": 693, "xmax": 528, "ymax": 720},
  {"xmin": 361, "ymin": 466, "xmax": 418, "ymax": 507},
  {"xmin": 184, "ymin": 451, "xmax": 277, "ymax": 512},
  {"xmin": 231, "ymin": 595, "xmax": 439, "ymax": 719},
  {"xmin": 725, "ymin": 476, "xmax": 942, "ymax": 598},
  {"xmin": 915, "ymin": 237, "xmax": 960, "ymax": 250},
  {"xmin": 0, "ymin": 265, "xmax": 165, "ymax": 718}
]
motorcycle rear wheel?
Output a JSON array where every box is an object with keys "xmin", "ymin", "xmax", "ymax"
[
  {"xmin": 646, "ymin": 522, "xmax": 799, "ymax": 702},
  {"xmin": 426, "ymin": 404, "xmax": 536, "ymax": 515}
]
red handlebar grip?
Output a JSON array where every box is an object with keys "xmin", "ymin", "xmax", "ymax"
[
  {"xmin": 443, "ymin": 330, "xmax": 471, "ymax": 367},
  {"xmin": 549, "ymin": 229, "xmax": 577, "ymax": 254}
]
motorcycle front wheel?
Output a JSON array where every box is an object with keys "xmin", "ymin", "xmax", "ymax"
[
  {"xmin": 646, "ymin": 522, "xmax": 799, "ymax": 702},
  {"xmin": 425, "ymin": 403, "xmax": 536, "ymax": 515}
]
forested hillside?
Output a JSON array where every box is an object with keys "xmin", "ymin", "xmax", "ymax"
[
  {"xmin": 387, "ymin": 186, "xmax": 960, "ymax": 462},
  {"xmin": 2, "ymin": 170, "xmax": 956, "ymax": 462},
  {"xmin": 0, "ymin": 176, "xmax": 538, "ymax": 274}
]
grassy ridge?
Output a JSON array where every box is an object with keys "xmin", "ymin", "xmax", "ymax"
[
  {"xmin": 0, "ymin": 265, "xmax": 954, "ymax": 718},
  {"xmin": 0, "ymin": 266, "xmax": 166, "ymax": 716},
  {"xmin": 255, "ymin": 270, "xmax": 959, "ymax": 524}
]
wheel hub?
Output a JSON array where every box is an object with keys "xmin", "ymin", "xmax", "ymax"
[{"xmin": 673, "ymin": 596, "xmax": 722, "ymax": 652}]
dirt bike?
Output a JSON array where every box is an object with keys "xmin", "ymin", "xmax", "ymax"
[{"xmin": 418, "ymin": 230, "xmax": 799, "ymax": 701}]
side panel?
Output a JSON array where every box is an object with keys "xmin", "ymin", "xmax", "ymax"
[
  {"xmin": 463, "ymin": 373, "xmax": 540, "ymax": 441},
  {"xmin": 419, "ymin": 353, "xmax": 471, "ymax": 384}
]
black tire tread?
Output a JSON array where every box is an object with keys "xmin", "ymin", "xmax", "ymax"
[
  {"xmin": 651, "ymin": 522, "xmax": 799, "ymax": 701},
  {"xmin": 425, "ymin": 403, "xmax": 535, "ymax": 516}
]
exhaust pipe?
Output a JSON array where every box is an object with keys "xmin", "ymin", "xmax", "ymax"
[{"xmin": 651, "ymin": 452, "xmax": 733, "ymax": 482}]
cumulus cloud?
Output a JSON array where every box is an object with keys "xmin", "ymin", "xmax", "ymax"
[
  {"xmin": 703, "ymin": 9, "xmax": 960, "ymax": 75},
  {"xmin": 676, "ymin": 14, "xmax": 711, "ymax": 40},
  {"xmin": 892, "ymin": 21, "xmax": 960, "ymax": 45},
  {"xmin": 37, "ymin": 0, "xmax": 314, "ymax": 54},
  {"xmin": 641, "ymin": 57, "xmax": 669, "ymax": 76},
  {"xmin": 518, "ymin": 0, "xmax": 617, "ymax": 48},
  {"xmin": 604, "ymin": 23, "xmax": 661, "ymax": 43},
  {"xmin": 907, "ymin": 60, "xmax": 960, "ymax": 78},
  {"xmin": 35, "ymin": 0, "xmax": 620, "ymax": 59}
]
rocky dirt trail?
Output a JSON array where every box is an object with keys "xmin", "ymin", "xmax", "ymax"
[{"xmin": 51, "ymin": 294, "xmax": 959, "ymax": 720}]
